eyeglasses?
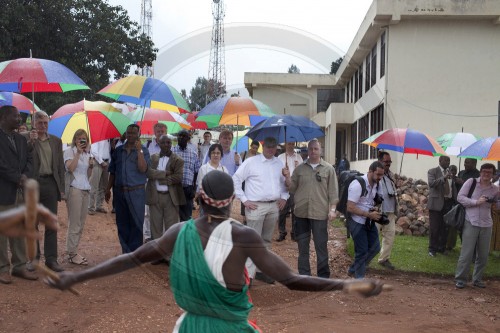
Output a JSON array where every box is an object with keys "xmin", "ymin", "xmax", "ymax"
[
  {"xmin": 316, "ymin": 172, "xmax": 322, "ymax": 182},
  {"xmin": 384, "ymin": 160, "xmax": 392, "ymax": 164}
]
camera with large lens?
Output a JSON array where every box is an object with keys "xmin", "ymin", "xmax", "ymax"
[
  {"xmin": 486, "ymin": 197, "xmax": 495, "ymax": 204},
  {"xmin": 377, "ymin": 213, "xmax": 390, "ymax": 225},
  {"xmin": 373, "ymin": 193, "xmax": 384, "ymax": 206}
]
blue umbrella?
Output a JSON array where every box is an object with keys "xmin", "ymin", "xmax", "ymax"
[{"xmin": 246, "ymin": 115, "xmax": 324, "ymax": 143}]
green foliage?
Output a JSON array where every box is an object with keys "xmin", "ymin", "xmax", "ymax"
[
  {"xmin": 344, "ymin": 230, "xmax": 500, "ymax": 277},
  {"xmin": 330, "ymin": 56, "xmax": 344, "ymax": 74},
  {"xmin": 288, "ymin": 64, "xmax": 300, "ymax": 73},
  {"xmin": 188, "ymin": 77, "xmax": 209, "ymax": 111},
  {"xmin": 0, "ymin": 0, "xmax": 158, "ymax": 113}
]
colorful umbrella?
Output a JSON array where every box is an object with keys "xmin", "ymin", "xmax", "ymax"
[
  {"xmin": 246, "ymin": 115, "xmax": 324, "ymax": 143},
  {"xmin": 457, "ymin": 137, "xmax": 500, "ymax": 161},
  {"xmin": 197, "ymin": 96, "xmax": 275, "ymax": 128},
  {"xmin": 51, "ymin": 100, "xmax": 120, "ymax": 119},
  {"xmin": 98, "ymin": 75, "xmax": 190, "ymax": 113},
  {"xmin": 436, "ymin": 132, "xmax": 481, "ymax": 156},
  {"xmin": 362, "ymin": 128, "xmax": 446, "ymax": 156},
  {"xmin": 48, "ymin": 111, "xmax": 132, "ymax": 144},
  {"xmin": 0, "ymin": 92, "xmax": 40, "ymax": 114},
  {"xmin": 0, "ymin": 58, "xmax": 89, "ymax": 93},
  {"xmin": 126, "ymin": 107, "xmax": 192, "ymax": 135},
  {"xmin": 182, "ymin": 112, "xmax": 208, "ymax": 130}
]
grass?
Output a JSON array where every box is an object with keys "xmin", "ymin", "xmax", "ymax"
[{"xmin": 334, "ymin": 220, "xmax": 500, "ymax": 278}]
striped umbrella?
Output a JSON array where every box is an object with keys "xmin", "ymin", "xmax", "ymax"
[
  {"xmin": 126, "ymin": 107, "xmax": 192, "ymax": 135},
  {"xmin": 436, "ymin": 132, "xmax": 481, "ymax": 156},
  {"xmin": 98, "ymin": 75, "xmax": 190, "ymax": 113},
  {"xmin": 197, "ymin": 96, "xmax": 275, "ymax": 128},
  {"xmin": 457, "ymin": 137, "xmax": 500, "ymax": 161},
  {"xmin": 0, "ymin": 58, "xmax": 89, "ymax": 93},
  {"xmin": 363, "ymin": 128, "xmax": 445, "ymax": 156},
  {"xmin": 51, "ymin": 100, "xmax": 120, "ymax": 119},
  {"xmin": 48, "ymin": 111, "xmax": 132, "ymax": 144},
  {"xmin": 0, "ymin": 92, "xmax": 40, "ymax": 114}
]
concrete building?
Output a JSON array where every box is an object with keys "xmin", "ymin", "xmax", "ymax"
[{"xmin": 244, "ymin": 0, "xmax": 500, "ymax": 180}]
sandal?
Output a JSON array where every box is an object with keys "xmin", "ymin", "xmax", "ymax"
[{"xmin": 68, "ymin": 254, "xmax": 88, "ymax": 265}]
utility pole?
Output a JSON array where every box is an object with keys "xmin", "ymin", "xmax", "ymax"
[{"xmin": 140, "ymin": 0, "xmax": 154, "ymax": 77}]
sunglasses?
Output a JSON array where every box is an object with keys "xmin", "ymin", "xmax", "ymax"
[{"xmin": 316, "ymin": 172, "xmax": 322, "ymax": 182}]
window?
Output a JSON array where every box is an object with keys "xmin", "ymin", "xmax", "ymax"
[
  {"xmin": 358, "ymin": 114, "xmax": 369, "ymax": 160},
  {"xmin": 369, "ymin": 105, "xmax": 384, "ymax": 158},
  {"xmin": 358, "ymin": 67, "xmax": 363, "ymax": 99},
  {"xmin": 354, "ymin": 70, "xmax": 359, "ymax": 102},
  {"xmin": 350, "ymin": 76, "xmax": 354, "ymax": 103},
  {"xmin": 346, "ymin": 81, "xmax": 350, "ymax": 103},
  {"xmin": 350, "ymin": 122, "xmax": 357, "ymax": 161},
  {"xmin": 365, "ymin": 54, "xmax": 371, "ymax": 93},
  {"xmin": 371, "ymin": 44, "xmax": 377, "ymax": 87},
  {"xmin": 380, "ymin": 32, "xmax": 386, "ymax": 78},
  {"xmin": 317, "ymin": 89, "xmax": 344, "ymax": 113}
]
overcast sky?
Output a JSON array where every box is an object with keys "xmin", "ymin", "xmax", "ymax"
[{"xmin": 108, "ymin": 0, "xmax": 373, "ymax": 94}]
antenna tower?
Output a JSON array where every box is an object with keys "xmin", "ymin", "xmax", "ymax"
[
  {"xmin": 206, "ymin": 0, "xmax": 226, "ymax": 103},
  {"xmin": 140, "ymin": 0, "xmax": 154, "ymax": 77}
]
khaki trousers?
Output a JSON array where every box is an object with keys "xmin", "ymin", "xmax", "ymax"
[
  {"xmin": 66, "ymin": 187, "xmax": 90, "ymax": 256},
  {"xmin": 149, "ymin": 192, "xmax": 179, "ymax": 240},
  {"xmin": 377, "ymin": 212, "xmax": 396, "ymax": 262}
]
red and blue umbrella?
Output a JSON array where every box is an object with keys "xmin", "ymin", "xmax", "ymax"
[
  {"xmin": 98, "ymin": 75, "xmax": 190, "ymax": 113},
  {"xmin": 0, "ymin": 92, "xmax": 40, "ymax": 114},
  {"xmin": 125, "ymin": 107, "xmax": 192, "ymax": 135},
  {"xmin": 197, "ymin": 96, "xmax": 275, "ymax": 128},
  {"xmin": 246, "ymin": 114, "xmax": 324, "ymax": 143},
  {"xmin": 0, "ymin": 58, "xmax": 89, "ymax": 93},
  {"xmin": 362, "ymin": 128, "xmax": 445, "ymax": 156},
  {"xmin": 457, "ymin": 137, "xmax": 500, "ymax": 161}
]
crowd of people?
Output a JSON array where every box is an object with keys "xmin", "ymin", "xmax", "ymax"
[{"xmin": 0, "ymin": 103, "xmax": 497, "ymax": 330}]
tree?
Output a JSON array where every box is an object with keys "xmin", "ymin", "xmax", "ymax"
[
  {"xmin": 188, "ymin": 77, "xmax": 209, "ymax": 111},
  {"xmin": 0, "ymin": 0, "xmax": 158, "ymax": 113},
  {"xmin": 330, "ymin": 56, "xmax": 344, "ymax": 74},
  {"xmin": 288, "ymin": 64, "xmax": 300, "ymax": 73}
]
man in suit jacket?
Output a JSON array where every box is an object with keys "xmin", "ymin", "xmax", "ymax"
[
  {"xmin": 0, "ymin": 105, "xmax": 37, "ymax": 283},
  {"xmin": 146, "ymin": 135, "xmax": 185, "ymax": 244},
  {"xmin": 427, "ymin": 155, "xmax": 457, "ymax": 257},
  {"xmin": 23, "ymin": 111, "xmax": 65, "ymax": 272}
]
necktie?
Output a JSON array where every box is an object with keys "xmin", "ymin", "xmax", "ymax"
[{"xmin": 443, "ymin": 170, "xmax": 450, "ymax": 196}]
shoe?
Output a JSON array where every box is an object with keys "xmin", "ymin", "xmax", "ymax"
[
  {"xmin": 255, "ymin": 272, "xmax": 275, "ymax": 284},
  {"xmin": 68, "ymin": 254, "xmax": 88, "ymax": 266},
  {"xmin": 473, "ymin": 281, "xmax": 486, "ymax": 288},
  {"xmin": 0, "ymin": 271, "xmax": 12, "ymax": 284},
  {"xmin": 455, "ymin": 281, "xmax": 465, "ymax": 289},
  {"xmin": 26, "ymin": 261, "xmax": 35, "ymax": 272},
  {"xmin": 379, "ymin": 260, "xmax": 395, "ymax": 270},
  {"xmin": 276, "ymin": 234, "xmax": 286, "ymax": 242},
  {"xmin": 46, "ymin": 261, "xmax": 64, "ymax": 272},
  {"xmin": 96, "ymin": 207, "xmax": 107, "ymax": 213},
  {"xmin": 88, "ymin": 210, "xmax": 96, "ymax": 215},
  {"xmin": 428, "ymin": 251, "xmax": 436, "ymax": 257},
  {"xmin": 12, "ymin": 269, "xmax": 38, "ymax": 281}
]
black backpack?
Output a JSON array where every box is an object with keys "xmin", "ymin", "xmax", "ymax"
[{"xmin": 336, "ymin": 170, "xmax": 367, "ymax": 216}]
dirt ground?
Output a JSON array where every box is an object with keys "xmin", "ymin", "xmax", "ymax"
[{"xmin": 1, "ymin": 201, "xmax": 499, "ymax": 333}]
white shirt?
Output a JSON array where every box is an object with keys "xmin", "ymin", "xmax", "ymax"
[
  {"xmin": 348, "ymin": 175, "xmax": 379, "ymax": 224},
  {"xmin": 63, "ymin": 147, "xmax": 91, "ymax": 191},
  {"xmin": 196, "ymin": 163, "xmax": 228, "ymax": 192},
  {"xmin": 155, "ymin": 156, "xmax": 169, "ymax": 192},
  {"xmin": 90, "ymin": 140, "xmax": 111, "ymax": 164},
  {"xmin": 233, "ymin": 154, "xmax": 289, "ymax": 203},
  {"xmin": 148, "ymin": 139, "xmax": 161, "ymax": 156},
  {"xmin": 278, "ymin": 151, "xmax": 303, "ymax": 176}
]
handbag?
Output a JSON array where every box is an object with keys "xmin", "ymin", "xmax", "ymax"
[{"xmin": 443, "ymin": 178, "xmax": 476, "ymax": 232}]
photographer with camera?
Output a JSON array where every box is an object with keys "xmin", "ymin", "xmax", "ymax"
[
  {"xmin": 376, "ymin": 152, "xmax": 398, "ymax": 270},
  {"xmin": 346, "ymin": 161, "xmax": 385, "ymax": 278},
  {"xmin": 63, "ymin": 129, "xmax": 93, "ymax": 266}
]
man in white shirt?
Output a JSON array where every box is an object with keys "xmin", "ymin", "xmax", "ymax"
[
  {"xmin": 346, "ymin": 161, "xmax": 384, "ymax": 279},
  {"xmin": 199, "ymin": 131, "xmax": 212, "ymax": 163},
  {"xmin": 233, "ymin": 137, "xmax": 288, "ymax": 284},
  {"xmin": 277, "ymin": 142, "xmax": 303, "ymax": 241},
  {"xmin": 88, "ymin": 140, "xmax": 111, "ymax": 215}
]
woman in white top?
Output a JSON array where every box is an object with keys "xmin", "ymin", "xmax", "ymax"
[
  {"xmin": 63, "ymin": 129, "xmax": 93, "ymax": 265},
  {"xmin": 196, "ymin": 144, "xmax": 229, "ymax": 214}
]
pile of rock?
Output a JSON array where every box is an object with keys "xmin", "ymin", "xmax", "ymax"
[{"xmin": 394, "ymin": 174, "xmax": 430, "ymax": 236}]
